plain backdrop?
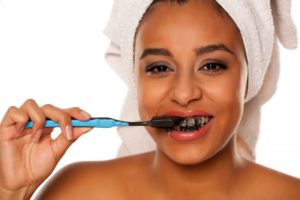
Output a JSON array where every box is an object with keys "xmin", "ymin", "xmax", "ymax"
[{"xmin": 0, "ymin": 0, "xmax": 299, "ymax": 197}]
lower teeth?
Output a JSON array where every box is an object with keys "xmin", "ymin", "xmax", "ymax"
[{"xmin": 173, "ymin": 124, "xmax": 200, "ymax": 132}]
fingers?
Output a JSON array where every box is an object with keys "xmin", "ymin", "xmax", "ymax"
[
  {"xmin": 0, "ymin": 106, "xmax": 30, "ymax": 139},
  {"xmin": 41, "ymin": 104, "xmax": 74, "ymax": 141},
  {"xmin": 20, "ymin": 99, "xmax": 46, "ymax": 141},
  {"xmin": 41, "ymin": 105, "xmax": 92, "ymax": 141},
  {"xmin": 1, "ymin": 106, "xmax": 29, "ymax": 130},
  {"xmin": 63, "ymin": 107, "xmax": 92, "ymax": 139},
  {"xmin": 64, "ymin": 107, "xmax": 91, "ymax": 121},
  {"xmin": 1, "ymin": 99, "xmax": 92, "ymax": 143},
  {"xmin": 47, "ymin": 108, "xmax": 92, "ymax": 162}
]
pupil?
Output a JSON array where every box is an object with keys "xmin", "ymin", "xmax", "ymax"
[{"xmin": 157, "ymin": 66, "xmax": 166, "ymax": 72}]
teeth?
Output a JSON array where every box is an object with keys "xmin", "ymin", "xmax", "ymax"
[
  {"xmin": 173, "ymin": 116, "xmax": 212, "ymax": 132},
  {"xmin": 175, "ymin": 126, "xmax": 181, "ymax": 131},
  {"xmin": 187, "ymin": 118, "xmax": 195, "ymax": 126},
  {"xmin": 204, "ymin": 117, "xmax": 208, "ymax": 123},
  {"xmin": 180, "ymin": 119, "xmax": 187, "ymax": 127}
]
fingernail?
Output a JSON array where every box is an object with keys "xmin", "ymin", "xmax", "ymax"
[
  {"xmin": 34, "ymin": 129, "xmax": 43, "ymax": 142},
  {"xmin": 80, "ymin": 110, "xmax": 91, "ymax": 118},
  {"xmin": 65, "ymin": 125, "xmax": 73, "ymax": 141}
]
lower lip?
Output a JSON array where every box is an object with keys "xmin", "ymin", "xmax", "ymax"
[{"xmin": 168, "ymin": 120, "xmax": 212, "ymax": 142}]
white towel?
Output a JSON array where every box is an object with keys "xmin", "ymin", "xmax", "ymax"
[{"xmin": 104, "ymin": 0, "xmax": 298, "ymax": 158}]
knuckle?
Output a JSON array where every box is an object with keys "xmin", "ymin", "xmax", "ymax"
[
  {"xmin": 62, "ymin": 113, "xmax": 71, "ymax": 123},
  {"xmin": 67, "ymin": 107, "xmax": 82, "ymax": 114},
  {"xmin": 33, "ymin": 116, "xmax": 46, "ymax": 124},
  {"xmin": 41, "ymin": 104, "xmax": 53, "ymax": 110},
  {"xmin": 56, "ymin": 110, "xmax": 71, "ymax": 124},
  {"xmin": 5, "ymin": 106, "xmax": 29, "ymax": 123},
  {"xmin": 72, "ymin": 107, "xmax": 81, "ymax": 111},
  {"xmin": 19, "ymin": 112, "xmax": 30, "ymax": 122},
  {"xmin": 25, "ymin": 98, "xmax": 36, "ymax": 105},
  {"xmin": 7, "ymin": 106, "xmax": 18, "ymax": 113}
]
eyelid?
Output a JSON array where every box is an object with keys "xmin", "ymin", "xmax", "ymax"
[
  {"xmin": 197, "ymin": 59, "xmax": 228, "ymax": 74},
  {"xmin": 200, "ymin": 59, "xmax": 227, "ymax": 67},
  {"xmin": 145, "ymin": 61, "xmax": 174, "ymax": 72}
]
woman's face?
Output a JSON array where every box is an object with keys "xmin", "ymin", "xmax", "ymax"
[{"xmin": 134, "ymin": 0, "xmax": 247, "ymax": 165}]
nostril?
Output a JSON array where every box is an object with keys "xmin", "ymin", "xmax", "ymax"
[{"xmin": 171, "ymin": 79, "xmax": 202, "ymax": 106}]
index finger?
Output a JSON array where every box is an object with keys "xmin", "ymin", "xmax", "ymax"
[{"xmin": 1, "ymin": 106, "xmax": 29, "ymax": 129}]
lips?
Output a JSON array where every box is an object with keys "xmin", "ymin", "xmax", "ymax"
[
  {"xmin": 163, "ymin": 111, "xmax": 214, "ymax": 142},
  {"xmin": 164, "ymin": 111, "xmax": 212, "ymax": 118}
]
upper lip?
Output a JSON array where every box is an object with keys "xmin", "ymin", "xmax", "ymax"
[{"xmin": 163, "ymin": 111, "xmax": 213, "ymax": 118}]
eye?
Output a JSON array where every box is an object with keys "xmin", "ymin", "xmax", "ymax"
[
  {"xmin": 199, "ymin": 61, "xmax": 228, "ymax": 74},
  {"xmin": 145, "ymin": 62, "xmax": 174, "ymax": 75}
]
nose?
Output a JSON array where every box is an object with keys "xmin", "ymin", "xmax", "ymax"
[{"xmin": 171, "ymin": 74, "xmax": 202, "ymax": 106}]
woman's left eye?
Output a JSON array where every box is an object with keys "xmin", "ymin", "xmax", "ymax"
[{"xmin": 198, "ymin": 62, "xmax": 228, "ymax": 74}]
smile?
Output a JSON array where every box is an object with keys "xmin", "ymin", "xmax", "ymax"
[
  {"xmin": 172, "ymin": 116, "xmax": 213, "ymax": 132},
  {"xmin": 162, "ymin": 113, "xmax": 214, "ymax": 142}
]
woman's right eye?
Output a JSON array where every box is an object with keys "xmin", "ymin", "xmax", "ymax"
[{"xmin": 145, "ymin": 63, "xmax": 173, "ymax": 75}]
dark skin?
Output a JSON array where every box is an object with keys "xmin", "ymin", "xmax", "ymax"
[{"xmin": 1, "ymin": 1, "xmax": 299, "ymax": 199}]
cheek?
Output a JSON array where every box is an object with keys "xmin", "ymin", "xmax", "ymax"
[
  {"xmin": 201, "ymin": 67, "xmax": 247, "ymax": 131},
  {"xmin": 205, "ymin": 65, "xmax": 246, "ymax": 106},
  {"xmin": 136, "ymin": 71, "xmax": 171, "ymax": 120},
  {"xmin": 204, "ymin": 76, "xmax": 244, "ymax": 107}
]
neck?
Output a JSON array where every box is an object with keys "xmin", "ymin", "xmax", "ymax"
[{"xmin": 150, "ymin": 137, "xmax": 245, "ymax": 196}]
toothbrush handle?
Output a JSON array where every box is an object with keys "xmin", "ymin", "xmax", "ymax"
[{"xmin": 25, "ymin": 118, "xmax": 129, "ymax": 128}]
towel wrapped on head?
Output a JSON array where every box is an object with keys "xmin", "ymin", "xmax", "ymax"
[{"xmin": 104, "ymin": 0, "xmax": 298, "ymax": 159}]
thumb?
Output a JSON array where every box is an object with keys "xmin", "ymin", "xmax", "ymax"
[{"xmin": 51, "ymin": 127, "xmax": 92, "ymax": 162}]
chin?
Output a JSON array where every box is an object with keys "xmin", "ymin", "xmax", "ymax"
[
  {"xmin": 158, "ymin": 142, "xmax": 217, "ymax": 166},
  {"xmin": 155, "ymin": 131, "xmax": 235, "ymax": 166}
]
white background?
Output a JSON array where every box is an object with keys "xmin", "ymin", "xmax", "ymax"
[{"xmin": 0, "ymin": 0, "xmax": 299, "ymax": 195}]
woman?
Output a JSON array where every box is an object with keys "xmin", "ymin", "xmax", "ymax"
[{"xmin": 0, "ymin": 0, "xmax": 299, "ymax": 199}]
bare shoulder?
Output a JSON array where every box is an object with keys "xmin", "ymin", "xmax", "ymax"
[
  {"xmin": 243, "ymin": 160, "xmax": 300, "ymax": 199},
  {"xmin": 36, "ymin": 152, "xmax": 153, "ymax": 200}
]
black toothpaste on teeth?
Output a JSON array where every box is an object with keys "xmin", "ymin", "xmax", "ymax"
[
  {"xmin": 169, "ymin": 116, "xmax": 212, "ymax": 132},
  {"xmin": 146, "ymin": 116, "xmax": 213, "ymax": 131}
]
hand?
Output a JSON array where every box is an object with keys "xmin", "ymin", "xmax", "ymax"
[{"xmin": 0, "ymin": 99, "xmax": 92, "ymax": 199}]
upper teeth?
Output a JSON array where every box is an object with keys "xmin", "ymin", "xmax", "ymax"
[
  {"xmin": 176, "ymin": 116, "xmax": 212, "ymax": 129},
  {"xmin": 187, "ymin": 118, "xmax": 195, "ymax": 126}
]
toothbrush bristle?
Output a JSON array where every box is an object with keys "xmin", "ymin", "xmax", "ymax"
[{"xmin": 149, "ymin": 116, "xmax": 182, "ymax": 129}]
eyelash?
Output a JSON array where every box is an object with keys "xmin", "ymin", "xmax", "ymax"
[
  {"xmin": 199, "ymin": 62, "xmax": 228, "ymax": 74},
  {"xmin": 145, "ymin": 63, "xmax": 173, "ymax": 75}
]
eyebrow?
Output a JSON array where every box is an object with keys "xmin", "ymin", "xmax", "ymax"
[
  {"xmin": 140, "ymin": 48, "xmax": 172, "ymax": 59},
  {"xmin": 139, "ymin": 44, "xmax": 235, "ymax": 60},
  {"xmin": 195, "ymin": 44, "xmax": 235, "ymax": 57}
]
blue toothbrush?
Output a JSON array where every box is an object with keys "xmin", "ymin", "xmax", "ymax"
[{"xmin": 25, "ymin": 116, "xmax": 182, "ymax": 129}]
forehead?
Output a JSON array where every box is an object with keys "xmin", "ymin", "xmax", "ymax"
[{"xmin": 135, "ymin": 1, "xmax": 241, "ymax": 50}]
